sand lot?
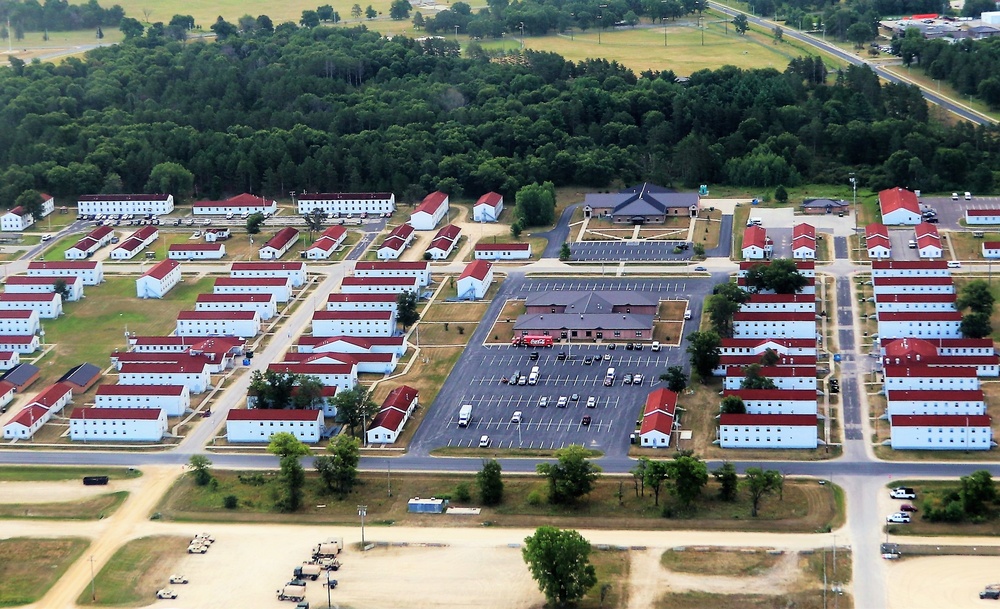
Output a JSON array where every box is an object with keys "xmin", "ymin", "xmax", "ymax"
[
  {"xmin": 887, "ymin": 556, "xmax": 1000, "ymax": 609},
  {"xmin": 0, "ymin": 479, "xmax": 139, "ymax": 504}
]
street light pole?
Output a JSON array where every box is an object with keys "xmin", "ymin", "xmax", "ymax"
[
  {"xmin": 326, "ymin": 570, "xmax": 333, "ymax": 608},
  {"xmin": 454, "ymin": 24, "xmax": 459, "ymax": 43},
  {"xmin": 357, "ymin": 505, "xmax": 367, "ymax": 548},
  {"xmin": 519, "ymin": 22, "xmax": 524, "ymax": 48},
  {"xmin": 90, "ymin": 555, "xmax": 96, "ymax": 601}
]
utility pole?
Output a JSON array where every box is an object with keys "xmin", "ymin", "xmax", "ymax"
[
  {"xmin": 387, "ymin": 459, "xmax": 391, "ymax": 497},
  {"xmin": 90, "ymin": 555, "xmax": 97, "ymax": 601},
  {"xmin": 357, "ymin": 505, "xmax": 367, "ymax": 548}
]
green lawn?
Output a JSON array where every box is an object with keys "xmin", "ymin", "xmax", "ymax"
[
  {"xmin": 79, "ymin": 536, "xmax": 189, "ymax": 606},
  {"xmin": 0, "ymin": 466, "xmax": 140, "ymax": 482},
  {"xmin": 0, "ymin": 538, "xmax": 89, "ymax": 607},
  {"xmin": 0, "ymin": 491, "xmax": 128, "ymax": 520},
  {"xmin": 41, "ymin": 234, "xmax": 89, "ymax": 261},
  {"xmin": 35, "ymin": 275, "xmax": 215, "ymax": 387}
]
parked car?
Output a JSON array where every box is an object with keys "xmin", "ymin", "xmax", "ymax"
[
  {"xmin": 625, "ymin": 343, "xmax": 634, "ymax": 350},
  {"xmin": 557, "ymin": 351, "xmax": 567, "ymax": 360},
  {"xmin": 584, "ymin": 355, "xmax": 594, "ymax": 365},
  {"xmin": 603, "ymin": 353, "xmax": 612, "ymax": 361},
  {"xmin": 886, "ymin": 512, "xmax": 911, "ymax": 524},
  {"xmin": 479, "ymin": 435, "xmax": 491, "ymax": 448},
  {"xmin": 557, "ymin": 396, "xmax": 568, "ymax": 408},
  {"xmin": 530, "ymin": 351, "xmax": 539, "ymax": 360},
  {"xmin": 622, "ymin": 374, "xmax": 633, "ymax": 385},
  {"xmin": 511, "ymin": 411, "xmax": 522, "ymax": 424},
  {"xmin": 634, "ymin": 343, "xmax": 643, "ymax": 351},
  {"xmin": 581, "ymin": 415, "xmax": 592, "ymax": 426},
  {"xmin": 570, "ymin": 393, "xmax": 579, "ymax": 401},
  {"xmin": 633, "ymin": 374, "xmax": 644, "ymax": 385},
  {"xmin": 694, "ymin": 266, "xmax": 707, "ymax": 271},
  {"xmin": 586, "ymin": 396, "xmax": 597, "ymax": 408},
  {"xmin": 890, "ymin": 487, "xmax": 917, "ymax": 499},
  {"xmin": 899, "ymin": 504, "xmax": 918, "ymax": 512},
  {"xmin": 538, "ymin": 397, "xmax": 548, "ymax": 408},
  {"xmin": 980, "ymin": 588, "xmax": 1000, "ymax": 600}
]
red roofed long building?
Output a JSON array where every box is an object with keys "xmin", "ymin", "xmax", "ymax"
[
  {"xmin": 792, "ymin": 223, "xmax": 816, "ymax": 260},
  {"xmin": 865, "ymin": 223, "xmax": 891, "ymax": 259},
  {"xmin": 231, "ymin": 261, "xmax": 306, "ymax": 287},
  {"xmin": 27, "ymin": 260, "xmax": 103, "ymax": 285},
  {"xmin": 718, "ymin": 413, "xmax": 819, "ymax": 449},
  {"xmin": 741, "ymin": 225, "xmax": 771, "ymax": 260},
  {"xmin": 192, "ymin": 193, "xmax": 277, "ymax": 216},
  {"xmin": 366, "ymin": 385, "xmax": 419, "ymax": 444},
  {"xmin": 890, "ymin": 414, "xmax": 992, "ymax": 450},
  {"xmin": 457, "ymin": 259, "xmax": 493, "ymax": 300},
  {"xmin": 259, "ymin": 227, "xmax": 299, "ymax": 260},
  {"xmin": 474, "ymin": 242, "xmax": 531, "ymax": 260},
  {"xmin": 69, "ymin": 408, "xmax": 168, "ymax": 442},
  {"xmin": 226, "ymin": 408, "xmax": 324, "ymax": 443},
  {"xmin": 354, "ymin": 261, "xmax": 430, "ymax": 286},
  {"xmin": 473, "ymin": 192, "xmax": 504, "ymax": 222},
  {"xmin": 295, "ymin": 192, "xmax": 395, "ymax": 216}
]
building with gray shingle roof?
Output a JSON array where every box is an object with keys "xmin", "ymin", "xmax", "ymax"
[
  {"xmin": 514, "ymin": 290, "xmax": 658, "ymax": 343},
  {"xmin": 583, "ymin": 183, "xmax": 699, "ymax": 224}
]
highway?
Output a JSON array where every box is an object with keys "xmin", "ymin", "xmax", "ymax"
[{"xmin": 707, "ymin": 1, "xmax": 996, "ymax": 126}]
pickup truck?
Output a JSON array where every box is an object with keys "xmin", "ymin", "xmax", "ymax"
[{"xmin": 156, "ymin": 589, "xmax": 177, "ymax": 600}]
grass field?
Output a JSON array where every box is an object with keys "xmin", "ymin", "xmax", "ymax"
[
  {"xmin": 583, "ymin": 550, "xmax": 630, "ymax": 609},
  {"xmin": 0, "ymin": 538, "xmax": 89, "ymax": 607},
  {"xmin": 660, "ymin": 548, "xmax": 781, "ymax": 577},
  {"xmin": 156, "ymin": 470, "xmax": 842, "ymax": 533},
  {"xmin": 0, "ymin": 466, "xmax": 140, "ymax": 482},
  {"xmin": 36, "ymin": 275, "xmax": 215, "ymax": 387},
  {"xmin": 654, "ymin": 590, "xmax": 852, "ymax": 609},
  {"xmin": 111, "ymin": 0, "xmax": 402, "ymax": 31},
  {"xmin": 0, "ymin": 491, "xmax": 128, "ymax": 520},
  {"xmin": 421, "ymin": 301, "xmax": 490, "ymax": 323},
  {"xmin": 884, "ymin": 480, "xmax": 1000, "ymax": 536},
  {"xmin": 79, "ymin": 536, "xmax": 189, "ymax": 606}
]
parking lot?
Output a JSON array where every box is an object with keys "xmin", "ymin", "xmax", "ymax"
[
  {"xmin": 569, "ymin": 241, "xmax": 692, "ymax": 262},
  {"xmin": 920, "ymin": 195, "xmax": 999, "ymax": 231},
  {"xmin": 409, "ymin": 275, "xmax": 723, "ymax": 458},
  {"xmin": 887, "ymin": 229, "xmax": 922, "ymax": 260}
]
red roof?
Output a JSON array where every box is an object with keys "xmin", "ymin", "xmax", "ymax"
[
  {"xmin": 262, "ymin": 227, "xmax": 299, "ymax": 250},
  {"xmin": 881, "ymin": 337, "xmax": 993, "ymax": 349},
  {"xmin": 29, "ymin": 382, "xmax": 73, "ymax": 408},
  {"xmin": 433, "ymin": 224, "xmax": 461, "ymax": 241},
  {"xmin": 383, "ymin": 385, "xmax": 418, "ymax": 410},
  {"xmin": 866, "ymin": 223, "xmax": 889, "ymax": 238},
  {"xmin": 722, "ymin": 389, "xmax": 818, "ymax": 401},
  {"xmin": 313, "ymin": 310, "xmax": 393, "ymax": 321},
  {"xmin": 732, "ymin": 312, "xmax": 815, "ymax": 321},
  {"xmin": 309, "ymin": 226, "xmax": 347, "ymax": 250},
  {"xmin": 141, "ymin": 259, "xmax": 179, "ymax": 280},
  {"xmin": 746, "ymin": 293, "xmax": 815, "ymax": 303},
  {"xmin": 231, "ymin": 262, "xmax": 305, "ymax": 272},
  {"xmin": 872, "ymin": 260, "xmax": 949, "ymax": 270},
  {"xmin": 883, "ymin": 338, "xmax": 939, "ymax": 359},
  {"xmin": 96, "ymin": 384, "xmax": 186, "ymax": 396},
  {"xmin": 428, "ymin": 236, "xmax": 455, "ymax": 252},
  {"xmin": 725, "ymin": 365, "xmax": 815, "ymax": 378},
  {"xmin": 192, "ymin": 193, "xmax": 274, "ymax": 208},
  {"xmin": 879, "ymin": 187, "xmax": 920, "ymax": 215},
  {"xmin": 885, "ymin": 390, "xmax": 985, "ymax": 402},
  {"xmin": 474, "ymin": 242, "xmax": 530, "ymax": 252},
  {"xmin": 742, "ymin": 225, "xmax": 768, "ymax": 250},
  {"xmin": 355, "ymin": 261, "xmax": 428, "ymax": 271},
  {"xmin": 891, "ymin": 414, "xmax": 991, "ymax": 427},
  {"xmin": 342, "ymin": 276, "xmax": 417, "ymax": 286},
  {"xmin": 0, "ymin": 309, "xmax": 37, "ymax": 318},
  {"xmin": 793, "ymin": 224, "xmax": 816, "ymax": 240},
  {"xmin": 227, "ymin": 409, "xmax": 322, "ymax": 421},
  {"xmin": 89, "ymin": 225, "xmax": 114, "ymax": 240},
  {"xmin": 720, "ymin": 338, "xmax": 816, "ymax": 348},
  {"xmin": 719, "ymin": 354, "xmax": 817, "ymax": 367},
  {"xmin": 792, "ymin": 236, "xmax": 815, "ymax": 251},
  {"xmin": 883, "ymin": 365, "xmax": 977, "ymax": 378},
  {"xmin": 298, "ymin": 335, "xmax": 404, "ymax": 349},
  {"xmin": 71, "ymin": 408, "xmax": 163, "ymax": 420},
  {"xmin": 475, "ymin": 192, "xmax": 503, "ymax": 208},
  {"xmin": 720, "ymin": 413, "xmax": 818, "ymax": 426},
  {"xmin": 7, "ymin": 275, "xmax": 79, "ymax": 285},
  {"xmin": 126, "ymin": 336, "xmax": 245, "ymax": 352},
  {"xmin": 214, "ymin": 277, "xmax": 290, "ymax": 287},
  {"xmin": 877, "ymin": 311, "xmax": 961, "ymax": 322},
  {"xmin": 266, "ymin": 362, "xmax": 354, "ymax": 375},
  {"xmin": 414, "ymin": 191, "xmax": 448, "ymax": 216},
  {"xmin": 0, "ymin": 380, "xmax": 16, "ymax": 395},
  {"xmin": 984, "ymin": 242, "xmax": 1000, "ymax": 250},
  {"xmin": 0, "ymin": 293, "xmax": 59, "ymax": 302},
  {"xmin": 177, "ymin": 310, "xmax": 257, "ymax": 321},
  {"xmin": 459, "ymin": 260, "xmax": 493, "ymax": 281},
  {"xmin": 7, "ymin": 206, "xmax": 25, "ymax": 216},
  {"xmin": 327, "ymin": 293, "xmax": 397, "ymax": 303},
  {"xmin": 369, "ymin": 406, "xmax": 406, "ymax": 432},
  {"xmin": 28, "ymin": 261, "xmax": 98, "ymax": 271},
  {"xmin": 78, "ymin": 194, "xmax": 170, "ymax": 201},
  {"xmin": 8, "ymin": 404, "xmax": 48, "ymax": 428},
  {"xmin": 966, "ymin": 209, "xmax": 1000, "ymax": 217},
  {"xmin": 639, "ymin": 388, "xmax": 677, "ymax": 435},
  {"xmin": 915, "ymin": 222, "xmax": 940, "ymax": 249},
  {"xmin": 197, "ymin": 293, "xmax": 275, "ymax": 303},
  {"xmin": 119, "ymin": 362, "xmax": 209, "ymax": 374},
  {"xmin": 387, "ymin": 224, "xmax": 414, "ymax": 240},
  {"xmin": 170, "ymin": 243, "xmax": 224, "ymax": 252},
  {"xmin": 131, "ymin": 225, "xmax": 158, "ymax": 241},
  {"xmin": 739, "ymin": 260, "xmax": 814, "ymax": 271},
  {"xmin": 297, "ymin": 192, "xmax": 392, "ymax": 201},
  {"xmin": 0, "ymin": 335, "xmax": 37, "ymax": 345},
  {"xmin": 866, "ymin": 234, "xmax": 892, "ymax": 251},
  {"xmin": 378, "ymin": 236, "xmax": 405, "ymax": 252}
]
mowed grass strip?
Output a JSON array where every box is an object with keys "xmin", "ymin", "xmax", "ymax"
[
  {"xmin": 0, "ymin": 491, "xmax": 128, "ymax": 520},
  {"xmin": 37, "ymin": 275, "xmax": 215, "ymax": 387},
  {"xmin": 660, "ymin": 548, "xmax": 782, "ymax": 577},
  {"xmin": 79, "ymin": 536, "xmax": 189, "ymax": 607},
  {"xmin": 156, "ymin": 470, "xmax": 841, "ymax": 533},
  {"xmin": 0, "ymin": 466, "xmax": 140, "ymax": 482},
  {"xmin": 421, "ymin": 301, "xmax": 490, "ymax": 323},
  {"xmin": 654, "ymin": 591, "xmax": 851, "ymax": 609},
  {"xmin": 0, "ymin": 537, "xmax": 89, "ymax": 607}
]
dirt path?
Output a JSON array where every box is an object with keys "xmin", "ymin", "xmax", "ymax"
[
  {"xmin": 24, "ymin": 465, "xmax": 183, "ymax": 609},
  {"xmin": 663, "ymin": 552, "xmax": 800, "ymax": 594},
  {"xmin": 624, "ymin": 549, "xmax": 662, "ymax": 609}
]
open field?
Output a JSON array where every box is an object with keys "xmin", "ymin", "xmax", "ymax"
[
  {"xmin": 693, "ymin": 209, "xmax": 723, "ymax": 250},
  {"xmin": 0, "ymin": 537, "xmax": 89, "ymax": 607},
  {"xmin": 487, "ymin": 299, "xmax": 526, "ymax": 343},
  {"xmin": 660, "ymin": 548, "xmax": 782, "ymax": 577},
  {"xmin": 34, "ymin": 275, "xmax": 215, "ymax": 387},
  {"xmin": 886, "ymin": 480, "xmax": 1000, "ymax": 536},
  {"xmin": 954, "ymin": 276, "xmax": 1000, "ymax": 344},
  {"xmin": 421, "ymin": 301, "xmax": 490, "ymax": 323},
  {"xmin": 949, "ymin": 232, "xmax": 996, "ymax": 261},
  {"xmin": 156, "ymin": 470, "xmax": 842, "ymax": 533},
  {"xmin": 0, "ymin": 491, "xmax": 128, "ymax": 520},
  {"xmin": 79, "ymin": 536, "xmax": 189, "ymax": 606}
]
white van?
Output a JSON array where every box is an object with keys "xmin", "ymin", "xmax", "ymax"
[
  {"xmin": 226, "ymin": 212, "xmax": 234, "ymax": 220},
  {"xmin": 651, "ymin": 341, "xmax": 661, "ymax": 352},
  {"xmin": 604, "ymin": 367, "xmax": 616, "ymax": 387},
  {"xmin": 746, "ymin": 217, "xmax": 763, "ymax": 227},
  {"xmin": 947, "ymin": 261, "xmax": 962, "ymax": 268},
  {"xmin": 684, "ymin": 309, "xmax": 692, "ymax": 320},
  {"xmin": 965, "ymin": 191, "xmax": 973, "ymax": 200}
]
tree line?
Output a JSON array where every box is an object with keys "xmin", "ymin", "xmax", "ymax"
[
  {"xmin": 1, "ymin": 21, "xmax": 998, "ymax": 213},
  {"xmin": 0, "ymin": 0, "xmax": 123, "ymax": 36}
]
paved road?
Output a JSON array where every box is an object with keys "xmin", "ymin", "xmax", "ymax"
[
  {"xmin": 707, "ymin": 1, "xmax": 995, "ymax": 125},
  {"xmin": 570, "ymin": 241, "xmax": 692, "ymax": 262},
  {"xmin": 834, "ymin": 236, "xmax": 848, "ymax": 260},
  {"xmin": 538, "ymin": 203, "xmax": 581, "ymax": 258},
  {"xmin": 704, "ymin": 214, "xmax": 733, "ymax": 258}
]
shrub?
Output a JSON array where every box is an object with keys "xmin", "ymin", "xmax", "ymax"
[
  {"xmin": 238, "ymin": 472, "xmax": 267, "ymax": 486},
  {"xmin": 455, "ymin": 482, "xmax": 471, "ymax": 503},
  {"xmin": 223, "ymin": 495, "xmax": 239, "ymax": 509},
  {"xmin": 527, "ymin": 490, "xmax": 544, "ymax": 506}
]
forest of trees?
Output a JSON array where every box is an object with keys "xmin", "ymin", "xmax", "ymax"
[
  {"xmin": 0, "ymin": 21, "xmax": 997, "ymax": 210},
  {"xmin": 0, "ymin": 0, "xmax": 123, "ymax": 34},
  {"xmin": 896, "ymin": 34, "xmax": 1000, "ymax": 111}
]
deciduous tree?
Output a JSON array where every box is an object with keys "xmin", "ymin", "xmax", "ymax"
[
  {"xmin": 660, "ymin": 366, "xmax": 687, "ymax": 393},
  {"xmin": 315, "ymin": 435, "xmax": 361, "ymax": 495},
  {"xmin": 536, "ymin": 444, "xmax": 601, "ymax": 504},
  {"xmin": 188, "ymin": 455, "xmax": 213, "ymax": 486},
  {"xmin": 477, "ymin": 459, "xmax": 504, "ymax": 505},
  {"xmin": 720, "ymin": 395, "xmax": 746, "ymax": 414},
  {"xmin": 713, "ymin": 462, "xmax": 738, "ymax": 502},
  {"xmin": 666, "ymin": 454, "xmax": 708, "ymax": 507},
  {"xmin": 961, "ymin": 312, "xmax": 992, "ymax": 339},
  {"xmin": 396, "ymin": 290, "xmax": 420, "ymax": 330},
  {"xmin": 957, "ymin": 280, "xmax": 995, "ymax": 315},
  {"xmin": 685, "ymin": 331, "xmax": 721, "ymax": 379},
  {"xmin": 268, "ymin": 432, "xmax": 311, "ymax": 512},
  {"xmin": 515, "ymin": 181, "xmax": 556, "ymax": 227},
  {"xmin": 522, "ymin": 527, "xmax": 597, "ymax": 607},
  {"xmin": 643, "ymin": 459, "xmax": 671, "ymax": 506},
  {"xmin": 333, "ymin": 386, "xmax": 378, "ymax": 438},
  {"xmin": 743, "ymin": 467, "xmax": 782, "ymax": 517}
]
